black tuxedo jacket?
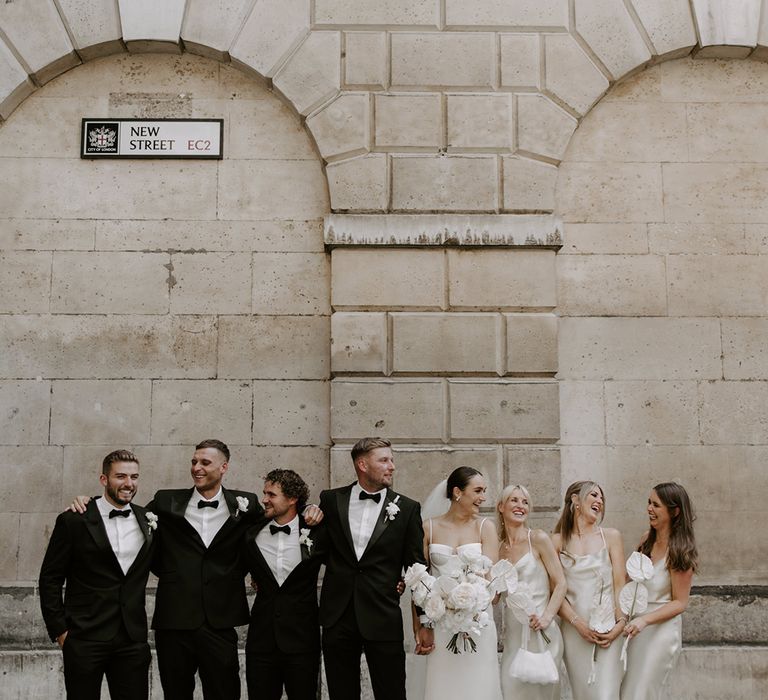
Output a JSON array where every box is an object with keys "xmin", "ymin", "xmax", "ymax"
[
  {"xmin": 243, "ymin": 517, "xmax": 325, "ymax": 654},
  {"xmin": 318, "ymin": 483, "xmax": 425, "ymax": 641},
  {"xmin": 146, "ymin": 486, "xmax": 264, "ymax": 631},
  {"xmin": 39, "ymin": 498, "xmax": 156, "ymax": 643}
]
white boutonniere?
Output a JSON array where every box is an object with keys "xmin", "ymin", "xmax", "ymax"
[
  {"xmin": 385, "ymin": 495, "xmax": 401, "ymax": 521},
  {"xmin": 299, "ymin": 528, "xmax": 313, "ymax": 552},
  {"xmin": 235, "ymin": 496, "xmax": 249, "ymax": 517},
  {"xmin": 145, "ymin": 511, "xmax": 158, "ymax": 531}
]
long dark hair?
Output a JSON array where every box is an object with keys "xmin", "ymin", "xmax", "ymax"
[
  {"xmin": 446, "ymin": 466, "xmax": 482, "ymax": 499},
  {"xmin": 640, "ymin": 482, "xmax": 698, "ymax": 573},
  {"xmin": 553, "ymin": 480, "xmax": 605, "ymax": 546}
]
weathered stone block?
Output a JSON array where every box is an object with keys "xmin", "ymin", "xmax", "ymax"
[
  {"xmin": 446, "ymin": 94, "xmax": 512, "ymax": 150},
  {"xmin": 392, "ymin": 155, "xmax": 497, "ymax": 211},
  {"xmin": 150, "ymin": 380, "xmax": 253, "ymax": 445},
  {"xmin": 0, "ymin": 447, "xmax": 63, "ymax": 513},
  {"xmin": 667, "ymin": 254, "xmax": 768, "ymax": 316},
  {"xmin": 330, "ymin": 379, "xmax": 444, "ymax": 441},
  {"xmin": 375, "ymin": 94, "xmax": 441, "ymax": 148},
  {"xmin": 699, "ymin": 381, "xmax": 768, "ymax": 446},
  {"xmin": 331, "ymin": 312, "xmax": 387, "ymax": 374},
  {"xmin": 557, "ymin": 162, "xmax": 663, "ymax": 223},
  {"xmin": 447, "ymin": 249, "xmax": 556, "ymax": 309},
  {"xmin": 445, "ymin": 0, "xmax": 568, "ymax": 27},
  {"xmin": 516, "ymin": 94, "xmax": 576, "ymax": 161},
  {"xmin": 0, "ymin": 381, "xmax": 51, "ymax": 446},
  {"xmin": 660, "ymin": 56, "xmax": 768, "ymax": 102},
  {"xmin": 630, "ymin": 0, "xmax": 697, "ymax": 57},
  {"xmin": 0, "ymin": 315, "xmax": 218, "ymax": 380},
  {"xmin": 327, "ymin": 154, "xmax": 388, "ymax": 212},
  {"xmin": 391, "ymin": 33, "xmax": 494, "ymax": 87},
  {"xmin": 0, "ymin": 0, "xmax": 77, "ymax": 80},
  {"xmin": 19, "ymin": 512, "xmax": 59, "ymax": 581},
  {"xmin": 558, "ymin": 318, "xmax": 722, "ymax": 380},
  {"xmin": 648, "ymin": 223, "xmax": 746, "ymax": 255},
  {"xmin": 218, "ymin": 315, "xmax": 329, "ymax": 379},
  {"xmin": 181, "ymin": 0, "xmax": 253, "ymax": 58},
  {"xmin": 499, "ymin": 34, "xmax": 540, "ymax": 89},
  {"xmin": 0, "ymin": 252, "xmax": 51, "ymax": 314},
  {"xmin": 691, "ymin": 0, "xmax": 761, "ymax": 52},
  {"xmin": 561, "ymin": 223, "xmax": 648, "ymax": 255},
  {"xmin": 50, "ymin": 252, "xmax": 169, "ymax": 314},
  {"xmin": 273, "ymin": 31, "xmax": 340, "ymax": 115},
  {"xmin": 391, "ymin": 313, "xmax": 499, "ymax": 373},
  {"xmin": 448, "ymin": 380, "xmax": 559, "ymax": 441},
  {"xmin": 50, "ymin": 380, "xmax": 151, "ymax": 445},
  {"xmin": 307, "ymin": 93, "xmax": 368, "ymax": 159},
  {"xmin": 573, "ymin": 0, "xmax": 651, "ymax": 79},
  {"xmin": 218, "ymin": 160, "xmax": 328, "ymax": 220},
  {"xmin": 228, "ymin": 98, "xmax": 316, "ymax": 160},
  {"xmin": 502, "ymin": 156, "xmax": 557, "ymax": 211},
  {"xmin": 687, "ymin": 103, "xmax": 768, "ymax": 163},
  {"xmin": 565, "ymin": 102, "xmax": 687, "ymax": 163},
  {"xmin": 96, "ymin": 219, "xmax": 324, "ymax": 253},
  {"xmin": 722, "ymin": 319, "xmax": 768, "ymax": 380},
  {"xmin": 558, "ymin": 380, "xmax": 605, "ymax": 446},
  {"xmin": 234, "ymin": 445, "xmax": 330, "ymax": 500},
  {"xmin": 230, "ymin": 0, "xmax": 309, "ymax": 77},
  {"xmin": 604, "ymin": 380, "xmax": 699, "ymax": 445},
  {"xmin": 0, "ymin": 513, "xmax": 19, "ymax": 580},
  {"xmin": 252, "ymin": 380, "xmax": 329, "ymax": 446},
  {"xmin": 169, "ymin": 253, "xmax": 251, "ymax": 314},
  {"xmin": 504, "ymin": 446, "xmax": 560, "ymax": 510},
  {"xmin": 344, "ymin": 32, "xmax": 387, "ymax": 87},
  {"xmin": 314, "ymin": 0, "xmax": 438, "ymax": 25},
  {"xmin": 505, "ymin": 314, "xmax": 557, "ymax": 374},
  {"xmin": 0, "ymin": 41, "xmax": 33, "ymax": 120},
  {"xmin": 0, "ymin": 219, "xmax": 94, "ymax": 251},
  {"xmin": 118, "ymin": 0, "xmax": 185, "ymax": 46},
  {"xmin": 252, "ymin": 252, "xmax": 329, "ymax": 315},
  {"xmin": 55, "ymin": 0, "xmax": 122, "ymax": 56},
  {"xmin": 331, "ymin": 248, "xmax": 445, "ymax": 309},
  {"xmin": 544, "ymin": 34, "xmax": 609, "ymax": 115},
  {"xmin": 556, "ymin": 255, "xmax": 667, "ymax": 316}
]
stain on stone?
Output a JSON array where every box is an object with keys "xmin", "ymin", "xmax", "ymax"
[
  {"xmin": 163, "ymin": 261, "xmax": 177, "ymax": 289},
  {"xmin": 374, "ymin": 420, "xmax": 385, "ymax": 428}
]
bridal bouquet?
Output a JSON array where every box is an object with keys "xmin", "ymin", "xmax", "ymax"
[{"xmin": 405, "ymin": 553, "xmax": 514, "ymax": 653}]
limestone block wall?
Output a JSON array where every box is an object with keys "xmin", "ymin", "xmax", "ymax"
[
  {"xmin": 557, "ymin": 56, "xmax": 768, "ymax": 586},
  {"xmin": 0, "ymin": 53, "xmax": 331, "ymax": 585}
]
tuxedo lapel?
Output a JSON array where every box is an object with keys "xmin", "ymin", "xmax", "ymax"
[
  {"xmin": 247, "ymin": 521, "xmax": 278, "ymax": 586},
  {"xmin": 171, "ymin": 488, "xmax": 206, "ymax": 548},
  {"xmin": 125, "ymin": 505, "xmax": 153, "ymax": 577},
  {"xmin": 209, "ymin": 488, "xmax": 245, "ymax": 548},
  {"xmin": 363, "ymin": 489, "xmax": 397, "ymax": 556},
  {"xmin": 336, "ymin": 486, "xmax": 355, "ymax": 556},
  {"xmin": 83, "ymin": 500, "xmax": 123, "ymax": 573}
]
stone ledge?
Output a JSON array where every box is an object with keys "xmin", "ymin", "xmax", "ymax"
[{"xmin": 324, "ymin": 214, "xmax": 563, "ymax": 247}]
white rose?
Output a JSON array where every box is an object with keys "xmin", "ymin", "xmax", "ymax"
[
  {"xmin": 449, "ymin": 582, "xmax": 479, "ymax": 610},
  {"xmin": 424, "ymin": 594, "xmax": 446, "ymax": 621},
  {"xmin": 404, "ymin": 563, "xmax": 428, "ymax": 589}
]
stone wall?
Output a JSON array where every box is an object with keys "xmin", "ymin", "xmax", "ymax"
[
  {"xmin": 0, "ymin": 53, "xmax": 331, "ymax": 584},
  {"xmin": 557, "ymin": 57, "xmax": 768, "ymax": 586}
]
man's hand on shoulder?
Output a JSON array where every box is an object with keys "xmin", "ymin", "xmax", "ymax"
[{"xmin": 67, "ymin": 496, "xmax": 91, "ymax": 514}]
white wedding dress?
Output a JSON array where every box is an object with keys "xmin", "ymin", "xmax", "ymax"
[{"xmin": 423, "ymin": 534, "xmax": 502, "ymax": 700}]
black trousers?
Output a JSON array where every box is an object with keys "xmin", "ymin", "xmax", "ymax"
[
  {"xmin": 245, "ymin": 647, "xmax": 320, "ymax": 700},
  {"xmin": 62, "ymin": 627, "xmax": 150, "ymax": 700},
  {"xmin": 155, "ymin": 623, "xmax": 240, "ymax": 700},
  {"xmin": 321, "ymin": 603, "xmax": 406, "ymax": 700}
]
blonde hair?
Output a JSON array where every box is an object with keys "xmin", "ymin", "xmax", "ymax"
[
  {"xmin": 497, "ymin": 484, "xmax": 532, "ymax": 544},
  {"xmin": 553, "ymin": 481, "xmax": 605, "ymax": 546}
]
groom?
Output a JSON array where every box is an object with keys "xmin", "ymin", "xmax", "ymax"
[{"xmin": 319, "ymin": 437, "xmax": 429, "ymax": 700}]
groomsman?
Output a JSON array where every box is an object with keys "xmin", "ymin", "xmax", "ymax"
[
  {"xmin": 145, "ymin": 439, "xmax": 263, "ymax": 700},
  {"xmin": 319, "ymin": 437, "xmax": 428, "ymax": 700},
  {"xmin": 243, "ymin": 469, "xmax": 325, "ymax": 700},
  {"xmin": 39, "ymin": 450, "xmax": 156, "ymax": 700}
]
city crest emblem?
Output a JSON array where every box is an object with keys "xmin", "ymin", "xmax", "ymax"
[{"xmin": 83, "ymin": 121, "xmax": 119, "ymax": 155}]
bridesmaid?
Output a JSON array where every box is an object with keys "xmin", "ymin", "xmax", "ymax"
[
  {"xmin": 552, "ymin": 481, "xmax": 626, "ymax": 700},
  {"xmin": 497, "ymin": 485, "xmax": 566, "ymax": 700},
  {"xmin": 620, "ymin": 483, "xmax": 698, "ymax": 700}
]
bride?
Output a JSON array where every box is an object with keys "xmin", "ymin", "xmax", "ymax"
[{"xmin": 413, "ymin": 466, "xmax": 503, "ymax": 700}]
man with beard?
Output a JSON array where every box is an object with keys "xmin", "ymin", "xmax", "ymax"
[{"xmin": 39, "ymin": 450, "xmax": 156, "ymax": 700}]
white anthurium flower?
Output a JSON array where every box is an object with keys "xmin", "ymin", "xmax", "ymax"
[
  {"xmin": 619, "ymin": 581, "xmax": 649, "ymax": 618},
  {"xmin": 626, "ymin": 552, "xmax": 654, "ymax": 582}
]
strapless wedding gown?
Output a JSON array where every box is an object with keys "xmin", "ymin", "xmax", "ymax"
[
  {"xmin": 501, "ymin": 530, "xmax": 563, "ymax": 700},
  {"xmin": 423, "ymin": 542, "xmax": 502, "ymax": 700},
  {"xmin": 620, "ymin": 557, "xmax": 682, "ymax": 700}
]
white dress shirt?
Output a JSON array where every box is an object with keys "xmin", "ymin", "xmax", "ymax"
[
  {"xmin": 97, "ymin": 497, "xmax": 144, "ymax": 575},
  {"xmin": 255, "ymin": 515, "xmax": 301, "ymax": 586},
  {"xmin": 348, "ymin": 483, "xmax": 386, "ymax": 560},
  {"xmin": 184, "ymin": 487, "xmax": 229, "ymax": 547}
]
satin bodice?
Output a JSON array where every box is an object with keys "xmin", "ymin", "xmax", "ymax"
[
  {"xmin": 644, "ymin": 557, "xmax": 672, "ymax": 608},
  {"xmin": 428, "ymin": 542, "xmax": 481, "ymax": 576},
  {"xmin": 513, "ymin": 550, "xmax": 551, "ymax": 616},
  {"xmin": 560, "ymin": 545, "xmax": 615, "ymax": 622}
]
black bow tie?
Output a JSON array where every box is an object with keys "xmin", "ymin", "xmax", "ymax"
[
  {"xmin": 359, "ymin": 491, "xmax": 381, "ymax": 503},
  {"xmin": 198, "ymin": 500, "xmax": 219, "ymax": 509},
  {"xmin": 109, "ymin": 509, "xmax": 131, "ymax": 519},
  {"xmin": 269, "ymin": 524, "xmax": 291, "ymax": 536}
]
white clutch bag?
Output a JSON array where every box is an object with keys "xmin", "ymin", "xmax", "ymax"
[{"xmin": 508, "ymin": 625, "xmax": 559, "ymax": 685}]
